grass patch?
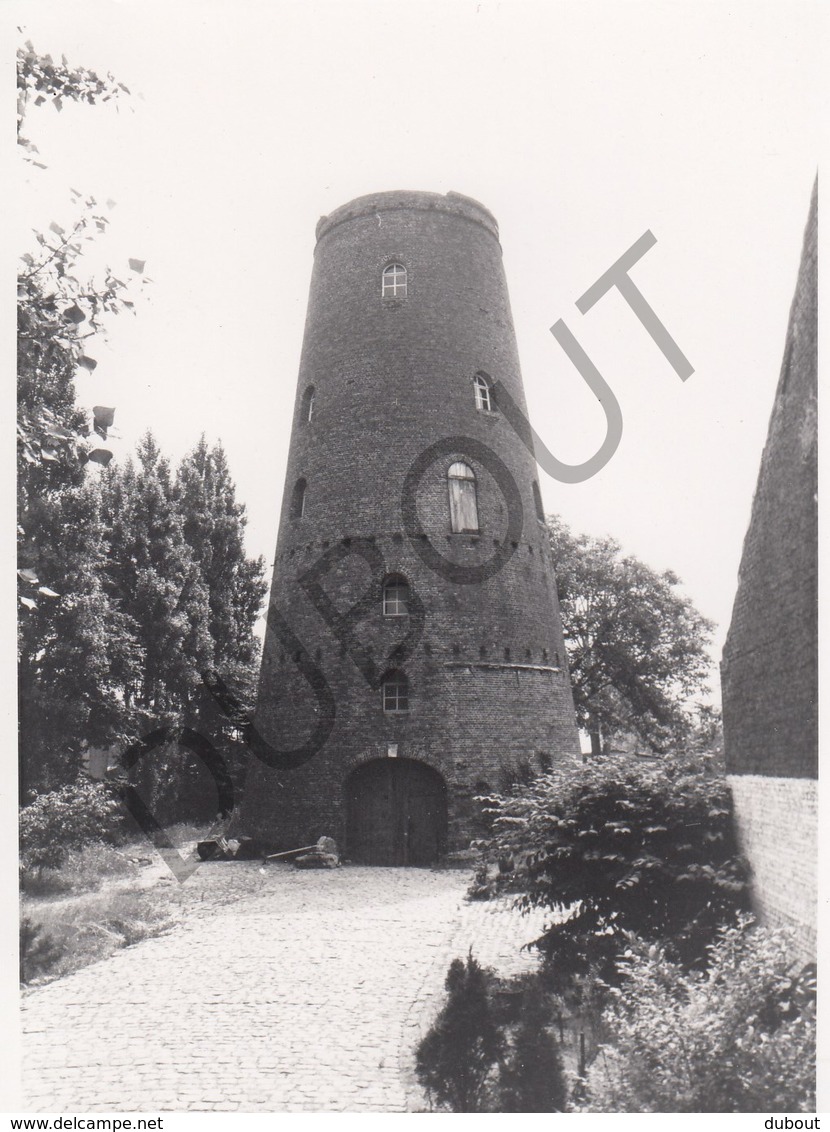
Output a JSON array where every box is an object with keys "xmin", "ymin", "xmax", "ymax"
[
  {"xmin": 21, "ymin": 889, "xmax": 172, "ymax": 985},
  {"xmin": 19, "ymin": 823, "xmax": 221, "ymax": 985},
  {"xmin": 20, "ymin": 840, "xmax": 141, "ymax": 897}
]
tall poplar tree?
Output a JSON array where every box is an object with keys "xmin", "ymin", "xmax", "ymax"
[
  {"xmin": 101, "ymin": 433, "xmax": 214, "ymax": 721},
  {"xmin": 174, "ymin": 437, "xmax": 266, "ymax": 683}
]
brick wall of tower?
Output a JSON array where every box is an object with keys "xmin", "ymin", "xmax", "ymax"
[
  {"xmin": 720, "ymin": 180, "xmax": 817, "ymax": 956},
  {"xmin": 236, "ymin": 190, "xmax": 580, "ymax": 854}
]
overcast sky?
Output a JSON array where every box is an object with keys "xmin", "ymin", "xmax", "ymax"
[{"xmin": 11, "ymin": 0, "xmax": 820, "ymax": 702}]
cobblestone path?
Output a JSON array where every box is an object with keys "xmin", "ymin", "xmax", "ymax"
[{"xmin": 22, "ymin": 864, "xmax": 546, "ymax": 1112}]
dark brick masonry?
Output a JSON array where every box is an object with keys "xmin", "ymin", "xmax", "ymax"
[
  {"xmin": 236, "ymin": 191, "xmax": 580, "ymax": 857},
  {"xmin": 721, "ymin": 181, "xmax": 817, "ymax": 780},
  {"xmin": 720, "ymin": 179, "xmax": 817, "ymax": 956}
]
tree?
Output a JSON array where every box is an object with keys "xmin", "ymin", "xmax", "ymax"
[
  {"xmin": 416, "ymin": 953, "xmax": 505, "ymax": 1112},
  {"xmin": 18, "ymin": 480, "xmax": 144, "ymax": 796},
  {"xmin": 94, "ymin": 434, "xmax": 265, "ymax": 822},
  {"xmin": 548, "ymin": 516, "xmax": 714, "ymax": 756},
  {"xmin": 17, "ymin": 41, "xmax": 127, "ymax": 160},
  {"xmin": 174, "ymin": 437, "xmax": 266, "ymax": 678},
  {"xmin": 17, "ymin": 40, "xmax": 136, "ymax": 537},
  {"xmin": 17, "ymin": 41, "xmax": 144, "ymax": 794},
  {"xmin": 16, "ymin": 43, "xmax": 265, "ymax": 818},
  {"xmin": 102, "ymin": 433, "xmax": 214, "ymax": 717},
  {"xmin": 481, "ymin": 756, "xmax": 750, "ymax": 994}
]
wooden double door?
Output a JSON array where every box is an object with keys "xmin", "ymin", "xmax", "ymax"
[{"xmin": 346, "ymin": 758, "xmax": 447, "ymax": 866}]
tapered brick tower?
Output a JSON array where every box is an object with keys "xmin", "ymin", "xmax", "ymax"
[{"xmin": 238, "ymin": 190, "xmax": 579, "ymax": 863}]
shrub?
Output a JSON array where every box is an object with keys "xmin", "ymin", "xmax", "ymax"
[
  {"xmin": 479, "ymin": 755, "xmax": 750, "ymax": 991},
  {"xmin": 20, "ymin": 779, "xmax": 126, "ymax": 872},
  {"xmin": 20, "ymin": 917, "xmax": 65, "ymax": 983},
  {"xmin": 466, "ymin": 862, "xmax": 493, "ymax": 901},
  {"xmin": 496, "ymin": 988, "xmax": 568, "ymax": 1112},
  {"xmin": 416, "ymin": 952, "xmax": 504, "ymax": 1112},
  {"xmin": 578, "ymin": 918, "xmax": 816, "ymax": 1112},
  {"xmin": 20, "ymin": 839, "xmax": 138, "ymax": 895}
]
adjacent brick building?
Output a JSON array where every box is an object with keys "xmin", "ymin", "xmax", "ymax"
[
  {"xmin": 721, "ymin": 180, "xmax": 818, "ymax": 957},
  {"xmin": 237, "ymin": 190, "xmax": 580, "ymax": 862}
]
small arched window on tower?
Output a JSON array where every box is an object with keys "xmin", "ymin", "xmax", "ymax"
[
  {"xmin": 290, "ymin": 477, "xmax": 306, "ymax": 519},
  {"xmin": 381, "ymin": 669, "xmax": 409, "ymax": 713},
  {"xmin": 473, "ymin": 373, "xmax": 493, "ymax": 413},
  {"xmin": 382, "ymin": 573, "xmax": 410, "ymax": 617},
  {"xmin": 302, "ymin": 385, "xmax": 315, "ymax": 423},
  {"xmin": 382, "ymin": 263, "xmax": 407, "ymax": 298},
  {"xmin": 448, "ymin": 461, "xmax": 479, "ymax": 533}
]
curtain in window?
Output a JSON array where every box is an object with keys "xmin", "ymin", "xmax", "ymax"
[{"xmin": 448, "ymin": 462, "xmax": 479, "ymax": 532}]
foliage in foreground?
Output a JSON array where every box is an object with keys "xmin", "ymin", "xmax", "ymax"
[
  {"xmin": 20, "ymin": 892, "xmax": 171, "ymax": 986},
  {"xmin": 19, "ymin": 779, "xmax": 125, "ymax": 872},
  {"xmin": 20, "ymin": 838, "xmax": 141, "ymax": 897},
  {"xmin": 578, "ymin": 919, "xmax": 816, "ymax": 1113},
  {"xmin": 479, "ymin": 755, "xmax": 751, "ymax": 993},
  {"xmin": 20, "ymin": 918, "xmax": 65, "ymax": 984},
  {"xmin": 416, "ymin": 955, "xmax": 568, "ymax": 1112},
  {"xmin": 496, "ymin": 988, "xmax": 567, "ymax": 1112},
  {"xmin": 416, "ymin": 953, "xmax": 504, "ymax": 1112}
]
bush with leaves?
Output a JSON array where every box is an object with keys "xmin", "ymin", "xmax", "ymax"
[
  {"xmin": 496, "ymin": 987, "xmax": 568, "ymax": 1112},
  {"xmin": 20, "ymin": 918, "xmax": 65, "ymax": 984},
  {"xmin": 479, "ymin": 755, "xmax": 750, "ymax": 994},
  {"xmin": 416, "ymin": 952, "xmax": 504, "ymax": 1112},
  {"xmin": 578, "ymin": 918, "xmax": 816, "ymax": 1112},
  {"xmin": 20, "ymin": 780, "xmax": 125, "ymax": 872}
]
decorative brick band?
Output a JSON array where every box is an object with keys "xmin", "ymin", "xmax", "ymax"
[{"xmin": 443, "ymin": 662, "xmax": 562, "ymax": 674}]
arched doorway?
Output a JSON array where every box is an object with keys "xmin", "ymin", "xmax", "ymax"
[{"xmin": 346, "ymin": 758, "xmax": 447, "ymax": 866}]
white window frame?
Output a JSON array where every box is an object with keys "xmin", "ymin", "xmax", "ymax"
[
  {"xmin": 382, "ymin": 263, "xmax": 407, "ymax": 298},
  {"xmin": 382, "ymin": 671, "xmax": 409, "ymax": 713},
  {"xmin": 474, "ymin": 374, "xmax": 492, "ymax": 412},
  {"xmin": 383, "ymin": 575, "xmax": 409, "ymax": 617}
]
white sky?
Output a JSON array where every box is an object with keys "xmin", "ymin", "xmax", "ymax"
[{"xmin": 9, "ymin": 0, "xmax": 821, "ymax": 699}]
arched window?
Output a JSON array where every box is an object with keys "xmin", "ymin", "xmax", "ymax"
[
  {"xmin": 473, "ymin": 373, "xmax": 492, "ymax": 412},
  {"xmin": 290, "ymin": 478, "xmax": 306, "ymax": 519},
  {"xmin": 302, "ymin": 385, "xmax": 315, "ymax": 423},
  {"xmin": 448, "ymin": 461, "xmax": 479, "ymax": 533},
  {"xmin": 382, "ymin": 263, "xmax": 407, "ymax": 298},
  {"xmin": 532, "ymin": 480, "xmax": 545, "ymax": 523},
  {"xmin": 382, "ymin": 574, "xmax": 410, "ymax": 617},
  {"xmin": 381, "ymin": 669, "xmax": 409, "ymax": 713}
]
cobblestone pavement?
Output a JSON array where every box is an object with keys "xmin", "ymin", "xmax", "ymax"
[{"xmin": 22, "ymin": 864, "xmax": 547, "ymax": 1112}]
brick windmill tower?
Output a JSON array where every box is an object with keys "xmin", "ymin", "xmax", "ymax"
[{"xmin": 238, "ymin": 190, "xmax": 579, "ymax": 863}]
